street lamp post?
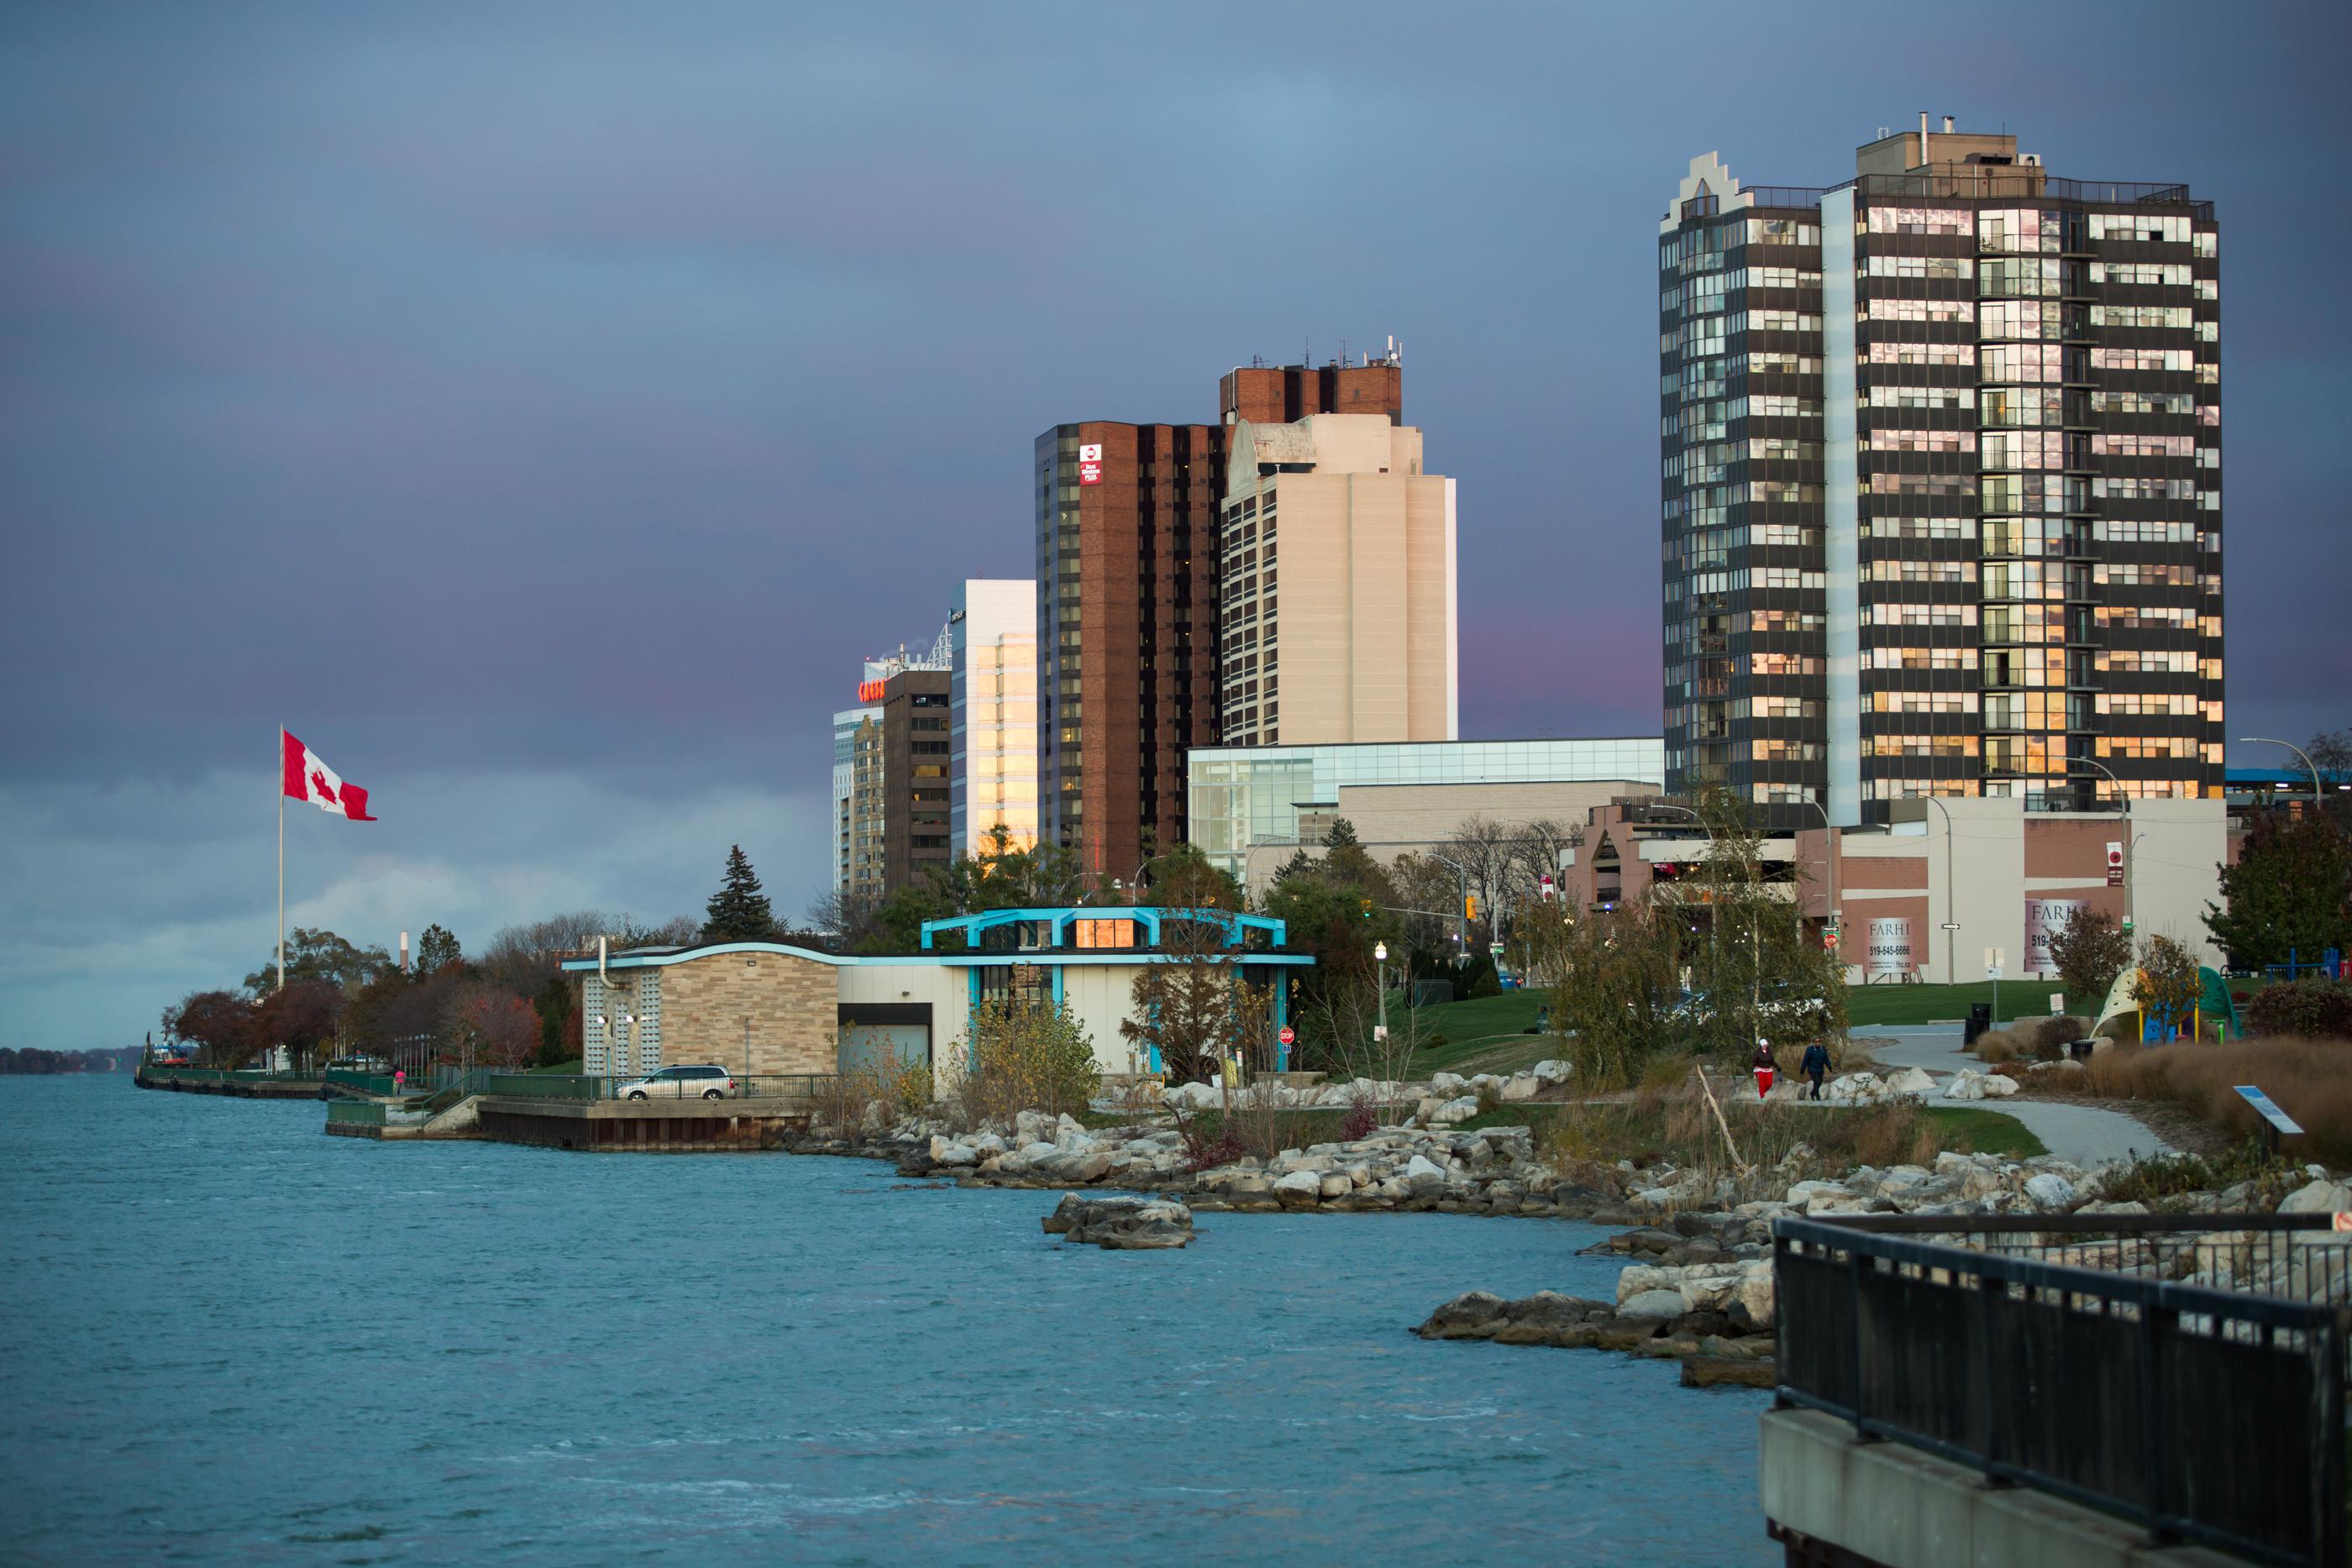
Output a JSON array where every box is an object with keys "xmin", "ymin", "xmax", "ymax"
[
  {"xmin": 2239, "ymin": 736, "xmax": 2324, "ymax": 805},
  {"xmin": 1373, "ymin": 941, "xmax": 1389, "ymax": 1051},
  {"xmin": 1923, "ymin": 796, "xmax": 1959, "ymax": 985},
  {"xmin": 2066, "ymin": 754, "xmax": 2136, "ymax": 936}
]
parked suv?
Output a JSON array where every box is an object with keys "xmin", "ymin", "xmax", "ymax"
[{"xmin": 617, "ymin": 1064, "xmax": 737, "ymax": 1100}]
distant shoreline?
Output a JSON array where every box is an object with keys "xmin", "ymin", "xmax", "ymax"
[{"xmin": 0, "ymin": 1047, "xmax": 144, "ymax": 1076}]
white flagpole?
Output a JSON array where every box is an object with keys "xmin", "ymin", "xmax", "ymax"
[{"xmin": 277, "ymin": 725, "xmax": 286, "ymax": 994}]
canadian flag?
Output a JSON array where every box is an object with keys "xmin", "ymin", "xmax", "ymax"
[{"xmin": 281, "ymin": 730, "xmax": 376, "ymax": 821}]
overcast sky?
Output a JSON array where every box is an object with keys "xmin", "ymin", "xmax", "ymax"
[{"xmin": 4, "ymin": 2, "xmax": 2347, "ymax": 1048}]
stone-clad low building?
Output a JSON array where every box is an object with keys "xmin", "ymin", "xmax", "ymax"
[{"xmin": 562, "ymin": 908, "xmax": 1314, "ymax": 1084}]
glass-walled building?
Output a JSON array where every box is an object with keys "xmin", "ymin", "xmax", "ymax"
[
  {"xmin": 950, "ymin": 579, "xmax": 1039, "ymax": 854},
  {"xmin": 1660, "ymin": 122, "xmax": 2222, "ymax": 827},
  {"xmin": 1187, "ymin": 737, "xmax": 1666, "ymax": 880}
]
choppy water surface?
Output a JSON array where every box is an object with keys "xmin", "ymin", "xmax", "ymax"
[{"xmin": 0, "ymin": 1078, "xmax": 1770, "ymax": 1564}]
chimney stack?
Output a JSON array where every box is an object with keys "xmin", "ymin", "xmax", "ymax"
[
  {"xmin": 1920, "ymin": 110, "xmax": 1930, "ymax": 167},
  {"xmin": 399, "ymin": 930, "xmax": 410, "ymax": 973},
  {"xmin": 1943, "ymin": 115, "xmax": 1955, "ymax": 134}
]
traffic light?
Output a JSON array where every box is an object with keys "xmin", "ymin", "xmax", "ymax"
[
  {"xmin": 1360, "ymin": 898, "xmax": 1373, "ymax": 920},
  {"xmin": 1464, "ymin": 894, "xmax": 1479, "ymax": 920}
]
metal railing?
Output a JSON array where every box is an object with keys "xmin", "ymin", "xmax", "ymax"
[
  {"xmin": 1776, "ymin": 1212, "xmax": 2347, "ymax": 1567},
  {"xmin": 480, "ymin": 1073, "xmax": 830, "ymax": 1104},
  {"xmin": 139, "ymin": 1066, "xmax": 316, "ymax": 1086}
]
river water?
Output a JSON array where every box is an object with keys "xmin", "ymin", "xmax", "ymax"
[{"xmin": 0, "ymin": 1078, "xmax": 1772, "ymax": 1565}]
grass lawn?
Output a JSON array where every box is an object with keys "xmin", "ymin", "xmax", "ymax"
[
  {"xmin": 1845, "ymin": 980, "xmax": 2074, "ymax": 1029},
  {"xmin": 1395, "ymin": 989, "xmax": 1556, "ymax": 1078},
  {"xmin": 1920, "ymin": 1105, "xmax": 2047, "ymax": 1158}
]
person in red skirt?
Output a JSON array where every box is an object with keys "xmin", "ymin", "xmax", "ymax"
[{"xmin": 1750, "ymin": 1037, "xmax": 1777, "ymax": 1100}]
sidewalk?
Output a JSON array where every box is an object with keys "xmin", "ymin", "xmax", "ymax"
[{"xmin": 1860, "ymin": 1025, "xmax": 2171, "ymax": 1168}]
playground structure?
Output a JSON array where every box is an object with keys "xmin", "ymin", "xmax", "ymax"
[{"xmin": 2092, "ymin": 963, "xmax": 2244, "ymax": 1043}]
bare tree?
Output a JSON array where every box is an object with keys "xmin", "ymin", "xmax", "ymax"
[
  {"xmin": 1504, "ymin": 816, "xmax": 1579, "ymax": 892},
  {"xmin": 476, "ymin": 910, "xmax": 614, "ymax": 993},
  {"xmin": 1388, "ymin": 852, "xmax": 1464, "ymax": 955},
  {"xmin": 1445, "ymin": 817, "xmax": 1518, "ymax": 941}
]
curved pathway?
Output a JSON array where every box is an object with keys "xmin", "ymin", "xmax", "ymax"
[{"xmin": 1861, "ymin": 1025, "xmax": 2171, "ymax": 1168}]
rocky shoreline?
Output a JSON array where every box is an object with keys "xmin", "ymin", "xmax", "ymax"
[{"xmin": 780, "ymin": 1067, "xmax": 2344, "ymax": 1394}]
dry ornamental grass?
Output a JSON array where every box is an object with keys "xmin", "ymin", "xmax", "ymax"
[{"xmin": 2049, "ymin": 1036, "xmax": 2352, "ymax": 1165}]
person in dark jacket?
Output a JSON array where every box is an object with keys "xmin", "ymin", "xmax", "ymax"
[{"xmin": 1801, "ymin": 1038, "xmax": 1832, "ymax": 1100}]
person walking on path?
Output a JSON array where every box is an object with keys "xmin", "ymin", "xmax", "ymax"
[
  {"xmin": 1750, "ymin": 1038, "xmax": 1777, "ymax": 1100},
  {"xmin": 1801, "ymin": 1037, "xmax": 1830, "ymax": 1100}
]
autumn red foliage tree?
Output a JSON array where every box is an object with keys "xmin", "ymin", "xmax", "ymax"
[
  {"xmin": 454, "ymin": 986, "xmax": 539, "ymax": 1069},
  {"xmin": 164, "ymin": 989, "xmax": 255, "ymax": 1066},
  {"xmin": 244, "ymin": 979, "xmax": 346, "ymax": 1071}
]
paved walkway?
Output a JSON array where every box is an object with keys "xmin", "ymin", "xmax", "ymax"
[{"xmin": 1858, "ymin": 1025, "xmax": 2171, "ymax": 1169}]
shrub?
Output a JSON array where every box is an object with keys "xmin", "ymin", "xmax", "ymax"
[
  {"xmin": 953, "ymin": 998, "xmax": 1100, "ymax": 1130},
  {"xmin": 1971, "ymin": 1028, "xmax": 2025, "ymax": 1063},
  {"xmin": 1340, "ymin": 1093, "xmax": 1377, "ymax": 1142},
  {"xmin": 2245, "ymin": 979, "xmax": 2352, "ymax": 1041},
  {"xmin": 2092, "ymin": 1139, "xmax": 2294, "ymax": 1206},
  {"xmin": 813, "ymin": 1064, "xmax": 890, "ymax": 1136},
  {"xmin": 2029, "ymin": 1015, "xmax": 2089, "ymax": 1060}
]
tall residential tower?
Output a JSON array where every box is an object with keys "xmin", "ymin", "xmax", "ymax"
[
  {"xmin": 1217, "ymin": 413, "xmax": 1457, "ymax": 747},
  {"xmin": 949, "ymin": 579, "xmax": 1039, "ymax": 854},
  {"xmin": 1036, "ymin": 349, "xmax": 1404, "ymax": 877},
  {"xmin": 1658, "ymin": 122, "xmax": 2221, "ymax": 826}
]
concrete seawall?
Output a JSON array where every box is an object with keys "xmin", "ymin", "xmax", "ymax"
[
  {"xmin": 135, "ymin": 1072, "xmax": 324, "ymax": 1099},
  {"xmin": 1761, "ymin": 1407, "xmax": 2245, "ymax": 1567},
  {"xmin": 473, "ymin": 1095, "xmax": 816, "ymax": 1152}
]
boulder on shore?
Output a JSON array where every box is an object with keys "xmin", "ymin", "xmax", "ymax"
[{"xmin": 1042, "ymin": 1193, "xmax": 1195, "ymax": 1250}]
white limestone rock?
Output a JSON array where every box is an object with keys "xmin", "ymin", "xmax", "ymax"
[
  {"xmin": 1883, "ymin": 1067, "xmax": 1937, "ymax": 1098},
  {"xmin": 2278, "ymin": 1179, "xmax": 2352, "ymax": 1215},
  {"xmin": 2024, "ymin": 1172, "xmax": 2079, "ymax": 1210}
]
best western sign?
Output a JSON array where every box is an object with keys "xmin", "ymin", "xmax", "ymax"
[{"xmin": 1078, "ymin": 442, "xmax": 1103, "ymax": 485}]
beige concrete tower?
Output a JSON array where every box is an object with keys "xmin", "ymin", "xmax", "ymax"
[{"xmin": 1217, "ymin": 413, "xmax": 1458, "ymax": 747}]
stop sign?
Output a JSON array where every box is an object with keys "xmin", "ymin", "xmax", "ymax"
[{"xmin": 1278, "ymin": 1025, "xmax": 1295, "ymax": 1046}]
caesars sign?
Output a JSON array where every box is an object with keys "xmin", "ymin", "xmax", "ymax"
[
  {"xmin": 2025, "ymin": 899, "xmax": 2084, "ymax": 977},
  {"xmin": 1866, "ymin": 917, "xmax": 1914, "ymax": 979}
]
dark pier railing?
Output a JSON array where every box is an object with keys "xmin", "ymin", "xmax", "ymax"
[{"xmin": 1775, "ymin": 1212, "xmax": 2348, "ymax": 1568}]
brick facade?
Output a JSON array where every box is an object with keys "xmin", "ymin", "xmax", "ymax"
[{"xmin": 655, "ymin": 951, "xmax": 837, "ymax": 1077}]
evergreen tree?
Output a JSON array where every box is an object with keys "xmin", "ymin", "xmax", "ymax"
[
  {"xmin": 415, "ymin": 923, "xmax": 462, "ymax": 975},
  {"xmin": 532, "ymin": 976, "xmax": 575, "ymax": 1067},
  {"xmin": 2206, "ymin": 810, "xmax": 2352, "ymax": 970},
  {"xmin": 702, "ymin": 846, "xmax": 776, "ymax": 941}
]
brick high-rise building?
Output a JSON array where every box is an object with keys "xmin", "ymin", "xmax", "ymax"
[
  {"xmin": 879, "ymin": 666, "xmax": 953, "ymax": 893},
  {"xmin": 1035, "ymin": 421, "xmax": 1223, "ymax": 879},
  {"xmin": 1658, "ymin": 121, "xmax": 2222, "ymax": 827},
  {"xmin": 1037, "ymin": 348, "xmax": 1405, "ymax": 878},
  {"xmin": 1221, "ymin": 346, "xmax": 1403, "ymax": 428}
]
